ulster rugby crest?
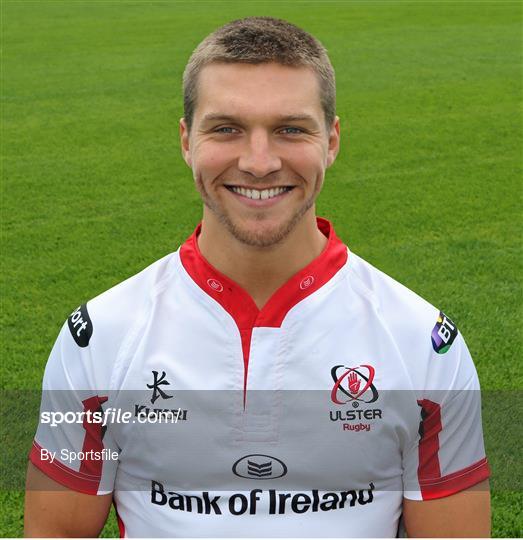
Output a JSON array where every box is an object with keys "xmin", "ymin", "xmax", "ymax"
[{"xmin": 330, "ymin": 365, "xmax": 379, "ymax": 405}]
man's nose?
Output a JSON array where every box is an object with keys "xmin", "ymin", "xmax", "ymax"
[{"xmin": 237, "ymin": 130, "xmax": 282, "ymax": 178}]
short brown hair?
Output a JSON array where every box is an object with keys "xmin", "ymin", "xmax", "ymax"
[{"xmin": 183, "ymin": 16, "xmax": 336, "ymax": 131}]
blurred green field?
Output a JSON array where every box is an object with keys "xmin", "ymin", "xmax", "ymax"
[{"xmin": 1, "ymin": 0, "xmax": 521, "ymax": 537}]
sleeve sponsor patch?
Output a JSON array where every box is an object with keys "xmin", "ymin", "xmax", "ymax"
[
  {"xmin": 431, "ymin": 311, "xmax": 458, "ymax": 354},
  {"xmin": 67, "ymin": 304, "xmax": 93, "ymax": 347}
]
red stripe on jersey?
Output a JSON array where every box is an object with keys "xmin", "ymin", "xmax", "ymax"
[
  {"xmin": 417, "ymin": 399, "xmax": 442, "ymax": 481},
  {"xmin": 419, "ymin": 457, "xmax": 490, "ymax": 500},
  {"xmin": 180, "ymin": 217, "xmax": 348, "ymax": 401},
  {"xmin": 240, "ymin": 326, "xmax": 253, "ymax": 407},
  {"xmin": 113, "ymin": 499, "xmax": 126, "ymax": 538},
  {"xmin": 29, "ymin": 440, "xmax": 101, "ymax": 495},
  {"xmin": 80, "ymin": 395, "xmax": 108, "ymax": 477}
]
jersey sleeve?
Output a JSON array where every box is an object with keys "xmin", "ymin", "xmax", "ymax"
[
  {"xmin": 402, "ymin": 319, "xmax": 490, "ymax": 500},
  {"xmin": 29, "ymin": 304, "xmax": 119, "ymax": 495}
]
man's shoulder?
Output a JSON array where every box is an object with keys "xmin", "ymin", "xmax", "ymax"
[
  {"xmin": 346, "ymin": 251, "xmax": 454, "ymax": 364},
  {"xmin": 90, "ymin": 251, "xmax": 179, "ymax": 307},
  {"xmin": 44, "ymin": 252, "xmax": 185, "ymax": 393},
  {"xmin": 75, "ymin": 251, "xmax": 181, "ymax": 349},
  {"xmin": 345, "ymin": 251, "xmax": 474, "ymax": 392},
  {"xmin": 347, "ymin": 250, "xmax": 439, "ymax": 323}
]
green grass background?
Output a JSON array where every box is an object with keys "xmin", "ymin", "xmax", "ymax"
[{"xmin": 1, "ymin": 0, "xmax": 521, "ymax": 536}]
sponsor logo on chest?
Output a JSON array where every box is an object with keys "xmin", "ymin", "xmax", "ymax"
[
  {"xmin": 150, "ymin": 480, "xmax": 375, "ymax": 515},
  {"xmin": 133, "ymin": 370, "xmax": 189, "ymax": 422}
]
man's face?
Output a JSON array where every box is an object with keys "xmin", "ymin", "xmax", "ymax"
[{"xmin": 180, "ymin": 62, "xmax": 340, "ymax": 248}]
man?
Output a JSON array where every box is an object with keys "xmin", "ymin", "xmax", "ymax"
[{"xmin": 25, "ymin": 17, "xmax": 490, "ymax": 537}]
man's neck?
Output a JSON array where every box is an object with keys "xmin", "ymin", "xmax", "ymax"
[{"xmin": 197, "ymin": 210, "xmax": 328, "ymax": 310}]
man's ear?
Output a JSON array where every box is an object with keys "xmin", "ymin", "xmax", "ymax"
[
  {"xmin": 179, "ymin": 118, "xmax": 192, "ymax": 168},
  {"xmin": 326, "ymin": 116, "xmax": 341, "ymax": 168}
]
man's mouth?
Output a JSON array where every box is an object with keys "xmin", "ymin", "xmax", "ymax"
[{"xmin": 225, "ymin": 185, "xmax": 294, "ymax": 201}]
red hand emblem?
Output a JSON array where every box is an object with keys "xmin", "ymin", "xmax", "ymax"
[{"xmin": 348, "ymin": 371, "xmax": 361, "ymax": 395}]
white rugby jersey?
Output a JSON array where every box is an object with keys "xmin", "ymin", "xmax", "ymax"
[{"xmin": 30, "ymin": 218, "xmax": 490, "ymax": 538}]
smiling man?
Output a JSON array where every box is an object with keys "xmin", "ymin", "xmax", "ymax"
[
  {"xmin": 25, "ymin": 17, "xmax": 490, "ymax": 538},
  {"xmin": 181, "ymin": 59, "xmax": 339, "ymax": 309}
]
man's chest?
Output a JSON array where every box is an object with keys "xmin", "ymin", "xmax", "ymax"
[{"xmin": 109, "ymin": 295, "xmax": 419, "ymax": 495}]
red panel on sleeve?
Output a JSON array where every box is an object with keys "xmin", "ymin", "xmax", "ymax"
[
  {"xmin": 29, "ymin": 440, "xmax": 101, "ymax": 495},
  {"xmin": 417, "ymin": 399, "xmax": 442, "ymax": 481},
  {"xmin": 80, "ymin": 395, "xmax": 108, "ymax": 477},
  {"xmin": 420, "ymin": 457, "xmax": 490, "ymax": 500},
  {"xmin": 113, "ymin": 499, "xmax": 126, "ymax": 538}
]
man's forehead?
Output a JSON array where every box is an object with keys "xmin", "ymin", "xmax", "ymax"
[
  {"xmin": 194, "ymin": 62, "xmax": 323, "ymax": 122},
  {"xmin": 198, "ymin": 60, "xmax": 317, "ymax": 79}
]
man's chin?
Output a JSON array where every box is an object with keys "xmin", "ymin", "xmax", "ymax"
[
  {"xmin": 206, "ymin": 198, "xmax": 315, "ymax": 248},
  {"xmin": 225, "ymin": 217, "xmax": 298, "ymax": 248}
]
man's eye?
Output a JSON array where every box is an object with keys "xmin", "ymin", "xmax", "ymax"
[
  {"xmin": 214, "ymin": 127, "xmax": 237, "ymax": 134},
  {"xmin": 280, "ymin": 127, "xmax": 304, "ymax": 135}
]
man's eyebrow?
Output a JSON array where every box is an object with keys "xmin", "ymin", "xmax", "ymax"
[
  {"xmin": 200, "ymin": 113, "xmax": 320, "ymax": 126},
  {"xmin": 200, "ymin": 114, "xmax": 239, "ymax": 124},
  {"xmin": 275, "ymin": 114, "xmax": 319, "ymax": 124}
]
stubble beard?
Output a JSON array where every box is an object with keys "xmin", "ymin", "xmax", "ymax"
[{"xmin": 195, "ymin": 176, "xmax": 319, "ymax": 248}]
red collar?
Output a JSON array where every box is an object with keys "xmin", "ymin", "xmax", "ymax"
[{"xmin": 179, "ymin": 217, "xmax": 348, "ymax": 330}]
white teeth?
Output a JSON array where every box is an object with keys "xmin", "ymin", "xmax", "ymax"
[{"xmin": 230, "ymin": 186, "xmax": 289, "ymax": 200}]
